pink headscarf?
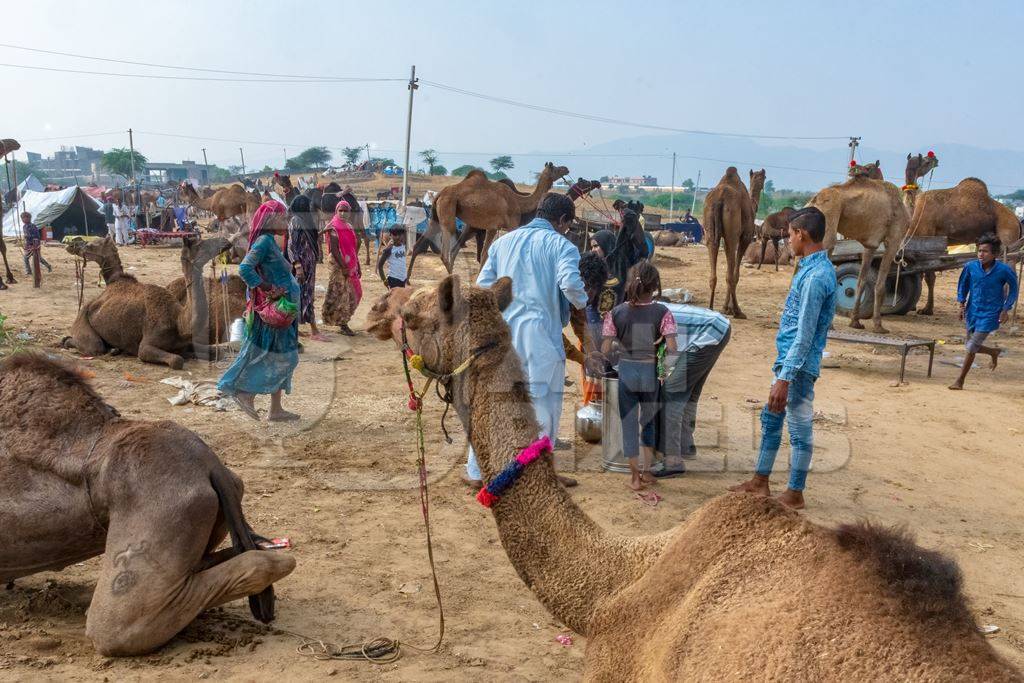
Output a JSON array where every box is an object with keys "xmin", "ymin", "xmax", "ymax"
[
  {"xmin": 328, "ymin": 200, "xmax": 362, "ymax": 305},
  {"xmin": 248, "ymin": 200, "xmax": 286, "ymax": 249}
]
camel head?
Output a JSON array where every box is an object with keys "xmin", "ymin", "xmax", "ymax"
[
  {"xmin": 540, "ymin": 162, "xmax": 570, "ymax": 183},
  {"xmin": 849, "ymin": 160, "xmax": 882, "ymax": 180},
  {"xmin": 748, "ymin": 168, "xmax": 766, "ymax": 195},
  {"xmin": 180, "ymin": 235, "xmax": 231, "ymax": 278},
  {"xmin": 905, "ymin": 151, "xmax": 939, "ymax": 185},
  {"xmin": 367, "ymin": 275, "xmax": 514, "ymax": 378},
  {"xmin": 274, "ymin": 172, "xmax": 292, "ymax": 190},
  {"xmin": 67, "ymin": 236, "xmax": 118, "ymax": 265}
]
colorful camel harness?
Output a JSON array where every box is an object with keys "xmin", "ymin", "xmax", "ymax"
[{"xmin": 398, "ymin": 319, "xmax": 550, "ymax": 508}]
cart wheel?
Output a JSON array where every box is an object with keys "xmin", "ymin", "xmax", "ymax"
[{"xmin": 834, "ymin": 263, "xmax": 922, "ymax": 317}]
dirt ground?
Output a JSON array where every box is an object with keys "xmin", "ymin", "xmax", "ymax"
[{"xmin": 1, "ymin": 235, "xmax": 1022, "ymax": 680}]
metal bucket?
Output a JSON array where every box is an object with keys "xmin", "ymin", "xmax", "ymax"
[{"xmin": 601, "ymin": 376, "xmax": 630, "ymax": 473}]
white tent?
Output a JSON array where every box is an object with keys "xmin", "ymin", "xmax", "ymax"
[
  {"xmin": 16, "ymin": 174, "xmax": 44, "ymax": 194},
  {"xmin": 2, "ymin": 187, "xmax": 104, "ymax": 238}
]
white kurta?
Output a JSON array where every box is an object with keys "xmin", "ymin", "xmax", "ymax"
[
  {"xmin": 113, "ymin": 203, "xmax": 131, "ymax": 245},
  {"xmin": 467, "ymin": 217, "xmax": 588, "ymax": 480}
]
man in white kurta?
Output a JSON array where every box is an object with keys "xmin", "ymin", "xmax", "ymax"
[
  {"xmin": 113, "ymin": 201, "xmax": 131, "ymax": 246},
  {"xmin": 470, "ymin": 193, "xmax": 588, "ymax": 483}
]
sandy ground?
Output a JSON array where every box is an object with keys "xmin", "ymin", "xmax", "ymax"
[{"xmin": 0, "ymin": 236, "xmax": 1022, "ymax": 680}]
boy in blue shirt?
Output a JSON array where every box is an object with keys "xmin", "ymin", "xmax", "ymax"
[
  {"xmin": 730, "ymin": 207, "xmax": 836, "ymax": 510},
  {"xmin": 949, "ymin": 234, "xmax": 1018, "ymax": 390}
]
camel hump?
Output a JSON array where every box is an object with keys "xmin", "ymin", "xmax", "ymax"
[
  {"xmin": 961, "ymin": 177, "xmax": 989, "ymax": 191},
  {"xmin": 834, "ymin": 521, "xmax": 973, "ymax": 626},
  {"xmin": 724, "ymin": 166, "xmax": 739, "ymax": 178}
]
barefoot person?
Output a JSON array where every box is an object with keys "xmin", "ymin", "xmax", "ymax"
[
  {"xmin": 470, "ymin": 193, "xmax": 589, "ymax": 489},
  {"xmin": 218, "ymin": 201, "xmax": 301, "ymax": 422},
  {"xmin": 286, "ymin": 195, "xmax": 326, "ymax": 341},
  {"xmin": 949, "ymin": 234, "xmax": 1018, "ymax": 390},
  {"xmin": 729, "ymin": 207, "xmax": 836, "ymax": 510},
  {"xmin": 322, "ymin": 200, "xmax": 362, "ymax": 336},
  {"xmin": 602, "ymin": 261, "xmax": 677, "ymax": 490}
]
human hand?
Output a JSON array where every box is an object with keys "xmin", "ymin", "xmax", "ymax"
[
  {"xmin": 958, "ymin": 303, "xmax": 965, "ymax": 321},
  {"xmin": 767, "ymin": 379, "xmax": 789, "ymax": 413},
  {"xmin": 1000, "ymin": 309, "xmax": 1009, "ymax": 325}
]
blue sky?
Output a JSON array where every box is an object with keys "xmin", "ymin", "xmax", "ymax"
[{"xmin": 5, "ymin": 0, "xmax": 1023, "ymax": 186}]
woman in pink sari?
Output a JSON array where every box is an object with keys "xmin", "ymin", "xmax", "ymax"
[{"xmin": 322, "ymin": 200, "xmax": 362, "ymax": 336}]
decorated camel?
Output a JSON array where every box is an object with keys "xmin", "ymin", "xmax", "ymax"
[
  {"xmin": 755, "ymin": 206, "xmax": 795, "ymax": 271},
  {"xmin": 408, "ymin": 162, "xmax": 569, "ymax": 276},
  {"xmin": 702, "ymin": 167, "xmax": 764, "ymax": 317},
  {"xmin": 908, "ymin": 175, "xmax": 1022, "ymax": 315},
  {"xmin": 62, "ymin": 235, "xmax": 233, "ymax": 367},
  {"xmin": 366, "ymin": 277, "xmax": 1019, "ymax": 681},
  {"xmin": 0, "ymin": 353, "xmax": 294, "ymax": 656},
  {"xmin": 807, "ymin": 162, "xmax": 909, "ymax": 332}
]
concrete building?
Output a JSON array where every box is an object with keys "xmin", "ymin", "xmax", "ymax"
[{"xmin": 145, "ymin": 160, "xmax": 212, "ymax": 184}]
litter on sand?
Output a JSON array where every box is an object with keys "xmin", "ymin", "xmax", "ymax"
[
  {"xmin": 978, "ymin": 624, "xmax": 1000, "ymax": 635},
  {"xmin": 161, "ymin": 377, "xmax": 235, "ymax": 411},
  {"xmin": 555, "ymin": 634, "xmax": 573, "ymax": 647}
]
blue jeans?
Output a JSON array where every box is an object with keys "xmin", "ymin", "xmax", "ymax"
[
  {"xmin": 754, "ymin": 370, "xmax": 816, "ymax": 491},
  {"xmin": 617, "ymin": 359, "xmax": 659, "ymax": 459}
]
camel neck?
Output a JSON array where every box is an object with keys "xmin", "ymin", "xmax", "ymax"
[
  {"xmin": 100, "ymin": 260, "xmax": 125, "ymax": 284},
  {"xmin": 455, "ymin": 357, "xmax": 667, "ymax": 634}
]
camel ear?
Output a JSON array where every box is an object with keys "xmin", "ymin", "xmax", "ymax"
[
  {"xmin": 437, "ymin": 274, "xmax": 462, "ymax": 322},
  {"xmin": 907, "ymin": 153, "xmax": 912, "ymax": 160},
  {"xmin": 491, "ymin": 277, "xmax": 513, "ymax": 312}
]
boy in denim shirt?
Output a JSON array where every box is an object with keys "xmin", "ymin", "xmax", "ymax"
[{"xmin": 730, "ymin": 207, "xmax": 836, "ymax": 509}]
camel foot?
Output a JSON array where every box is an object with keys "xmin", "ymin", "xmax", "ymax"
[
  {"xmin": 774, "ymin": 489, "xmax": 805, "ymax": 510},
  {"xmin": 849, "ymin": 319, "xmax": 865, "ymax": 330},
  {"xmin": 0, "ymin": 282, "xmax": 6, "ymax": 291},
  {"xmin": 732, "ymin": 310, "xmax": 747, "ymax": 320},
  {"xmin": 168, "ymin": 356, "xmax": 185, "ymax": 370},
  {"xmin": 557, "ymin": 474, "xmax": 578, "ymax": 488},
  {"xmin": 728, "ymin": 476, "xmax": 770, "ymax": 496},
  {"xmin": 871, "ymin": 324, "xmax": 890, "ymax": 334},
  {"xmin": 916, "ymin": 307, "xmax": 934, "ymax": 316}
]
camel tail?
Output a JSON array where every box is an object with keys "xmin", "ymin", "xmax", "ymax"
[
  {"xmin": 209, "ymin": 467, "xmax": 276, "ymax": 623},
  {"xmin": 703, "ymin": 197, "xmax": 724, "ymax": 247}
]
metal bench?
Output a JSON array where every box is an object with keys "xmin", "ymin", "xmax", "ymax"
[{"xmin": 826, "ymin": 330, "xmax": 936, "ymax": 384}]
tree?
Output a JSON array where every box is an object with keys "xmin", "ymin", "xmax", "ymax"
[
  {"xmin": 419, "ymin": 148, "xmax": 440, "ymax": 175},
  {"xmin": 451, "ymin": 165, "xmax": 481, "ymax": 177},
  {"xmin": 298, "ymin": 146, "xmax": 331, "ymax": 169},
  {"xmin": 1002, "ymin": 189, "xmax": 1024, "ymax": 201},
  {"xmin": 227, "ymin": 165, "xmax": 244, "ymax": 175},
  {"xmin": 101, "ymin": 148, "xmax": 148, "ymax": 181},
  {"xmin": 489, "ymin": 155, "xmax": 514, "ymax": 174},
  {"xmin": 342, "ymin": 147, "xmax": 364, "ymax": 166},
  {"xmin": 261, "ymin": 165, "xmax": 273, "ymax": 173},
  {"xmin": 763, "ymin": 179, "xmax": 775, "ymax": 195},
  {"xmin": 7, "ymin": 160, "xmax": 46, "ymax": 188},
  {"xmin": 431, "ymin": 165, "xmax": 448, "ymax": 176},
  {"xmin": 208, "ymin": 166, "xmax": 232, "ymax": 182},
  {"xmin": 681, "ymin": 178, "xmax": 695, "ymax": 190}
]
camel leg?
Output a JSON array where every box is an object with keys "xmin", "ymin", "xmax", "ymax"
[
  {"xmin": 848, "ymin": 246, "xmax": 877, "ymax": 330},
  {"xmin": 707, "ymin": 237, "xmax": 720, "ymax": 312},
  {"xmin": 65, "ymin": 315, "xmax": 108, "ymax": 356},
  {"xmin": 478, "ymin": 231, "xmax": 498, "ymax": 268},
  {"xmin": 773, "ymin": 237, "xmax": 781, "ymax": 272},
  {"xmin": 1, "ymin": 246, "xmax": 15, "ymax": 285},
  {"xmin": 917, "ymin": 270, "xmax": 935, "ymax": 315},
  {"xmin": 85, "ymin": 489, "xmax": 294, "ymax": 657},
  {"xmin": 757, "ymin": 236, "xmax": 767, "ymax": 270},
  {"xmin": 474, "ymin": 229, "xmax": 486, "ymax": 262},
  {"xmin": 451, "ymin": 227, "xmax": 479, "ymax": 264},
  {"xmin": 871, "ymin": 243, "xmax": 898, "ymax": 334},
  {"xmin": 138, "ymin": 340, "xmax": 186, "ymax": 370},
  {"xmin": 407, "ymin": 223, "xmax": 440, "ymax": 279}
]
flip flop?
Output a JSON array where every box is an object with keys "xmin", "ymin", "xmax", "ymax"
[
  {"xmin": 309, "ymin": 333, "xmax": 330, "ymax": 342},
  {"xmin": 635, "ymin": 490, "xmax": 663, "ymax": 507}
]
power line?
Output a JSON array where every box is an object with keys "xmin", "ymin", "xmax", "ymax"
[
  {"xmin": 20, "ymin": 131, "xmax": 124, "ymax": 142},
  {"xmin": 0, "ymin": 42, "xmax": 403, "ymax": 82},
  {"xmin": 0, "ymin": 62, "xmax": 401, "ymax": 83},
  {"xmin": 420, "ymin": 79, "xmax": 852, "ymax": 142}
]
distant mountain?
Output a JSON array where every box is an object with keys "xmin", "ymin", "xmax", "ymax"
[{"xmin": 531, "ymin": 133, "xmax": 1024, "ymax": 194}]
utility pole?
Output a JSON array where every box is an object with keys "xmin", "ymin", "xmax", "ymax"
[
  {"xmin": 690, "ymin": 170, "xmax": 701, "ymax": 215},
  {"xmin": 128, "ymin": 128, "xmax": 139, "ymax": 216},
  {"xmin": 283, "ymin": 147, "xmax": 287, "ymax": 169},
  {"xmin": 848, "ymin": 136, "xmax": 861, "ymax": 167},
  {"xmin": 239, "ymin": 147, "xmax": 246, "ymax": 177},
  {"xmin": 201, "ymin": 148, "xmax": 209, "ymax": 185},
  {"xmin": 365, "ymin": 143, "xmax": 371, "ymax": 164},
  {"xmin": 668, "ymin": 152, "xmax": 677, "ymax": 222},
  {"xmin": 399, "ymin": 66, "xmax": 415, "ymax": 208}
]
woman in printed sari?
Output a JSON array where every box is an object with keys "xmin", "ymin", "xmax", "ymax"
[
  {"xmin": 286, "ymin": 194, "xmax": 326, "ymax": 341},
  {"xmin": 218, "ymin": 201, "xmax": 301, "ymax": 421},
  {"xmin": 321, "ymin": 200, "xmax": 362, "ymax": 336}
]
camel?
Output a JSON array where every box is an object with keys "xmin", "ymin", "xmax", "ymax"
[
  {"xmin": 62, "ymin": 235, "xmax": 232, "ymax": 368},
  {"xmin": 0, "ymin": 237, "xmax": 14, "ymax": 289},
  {"xmin": 179, "ymin": 181, "xmax": 258, "ymax": 228},
  {"xmin": 0, "ymin": 353, "xmax": 295, "ymax": 656},
  {"xmin": 702, "ymin": 167, "xmax": 764, "ymax": 317},
  {"xmin": 756, "ymin": 206, "xmax": 794, "ymax": 271},
  {"xmin": 908, "ymin": 176, "xmax": 1022, "ymax": 315},
  {"xmin": 366, "ymin": 276, "xmax": 1020, "ymax": 681},
  {"xmin": 409, "ymin": 162, "xmax": 569, "ymax": 276},
  {"xmin": 807, "ymin": 162, "xmax": 909, "ymax": 332},
  {"xmin": 901, "ymin": 151, "xmax": 939, "ymax": 213}
]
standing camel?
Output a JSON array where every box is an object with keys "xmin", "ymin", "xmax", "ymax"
[
  {"xmin": 702, "ymin": 167, "xmax": 764, "ymax": 317},
  {"xmin": 366, "ymin": 278, "xmax": 1019, "ymax": 681},
  {"xmin": 756, "ymin": 206, "xmax": 795, "ymax": 271},
  {"xmin": 909, "ymin": 176, "xmax": 1022, "ymax": 315},
  {"xmin": 807, "ymin": 162, "xmax": 909, "ymax": 332},
  {"xmin": 0, "ymin": 353, "xmax": 295, "ymax": 656},
  {"xmin": 409, "ymin": 162, "xmax": 569, "ymax": 275},
  {"xmin": 179, "ymin": 181, "xmax": 257, "ymax": 230}
]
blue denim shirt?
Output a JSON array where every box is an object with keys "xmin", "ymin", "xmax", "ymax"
[
  {"xmin": 956, "ymin": 260, "xmax": 1019, "ymax": 333},
  {"xmin": 774, "ymin": 249, "xmax": 837, "ymax": 382}
]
